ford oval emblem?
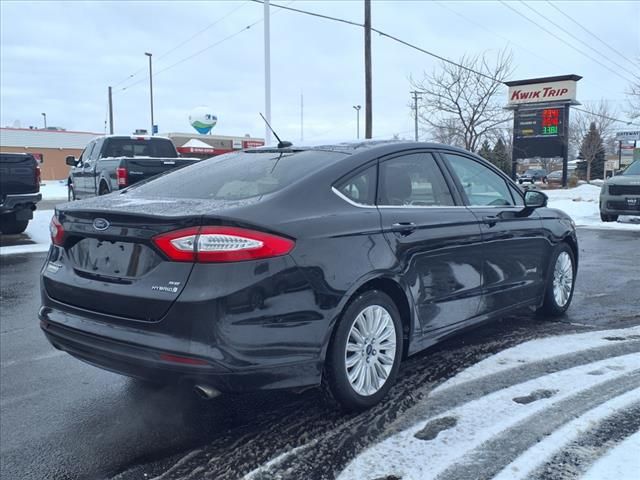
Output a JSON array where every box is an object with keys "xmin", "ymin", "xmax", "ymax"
[{"xmin": 93, "ymin": 218, "xmax": 110, "ymax": 231}]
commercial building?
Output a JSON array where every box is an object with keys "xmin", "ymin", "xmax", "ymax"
[
  {"xmin": 0, "ymin": 127, "xmax": 101, "ymax": 180},
  {"xmin": 0, "ymin": 128, "xmax": 265, "ymax": 180}
]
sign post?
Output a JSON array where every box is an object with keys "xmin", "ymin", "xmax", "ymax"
[{"xmin": 505, "ymin": 75, "xmax": 582, "ymax": 188}]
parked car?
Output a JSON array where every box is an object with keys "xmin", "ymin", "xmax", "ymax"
[
  {"xmin": 0, "ymin": 152, "xmax": 42, "ymax": 234},
  {"xmin": 600, "ymin": 160, "xmax": 640, "ymax": 222},
  {"xmin": 40, "ymin": 141, "xmax": 578, "ymax": 410},
  {"xmin": 546, "ymin": 170, "xmax": 563, "ymax": 186},
  {"xmin": 518, "ymin": 168, "xmax": 548, "ymax": 184},
  {"xmin": 66, "ymin": 135, "xmax": 199, "ymax": 200}
]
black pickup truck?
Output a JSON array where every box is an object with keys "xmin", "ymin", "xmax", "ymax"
[
  {"xmin": 66, "ymin": 135, "xmax": 199, "ymax": 200},
  {"xmin": 0, "ymin": 152, "xmax": 42, "ymax": 234}
]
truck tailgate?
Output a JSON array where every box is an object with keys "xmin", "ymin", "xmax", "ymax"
[
  {"xmin": 125, "ymin": 158, "xmax": 199, "ymax": 184},
  {"xmin": 0, "ymin": 154, "xmax": 39, "ymax": 197}
]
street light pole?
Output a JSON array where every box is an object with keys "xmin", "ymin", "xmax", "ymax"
[
  {"xmin": 144, "ymin": 52, "xmax": 154, "ymax": 135},
  {"xmin": 364, "ymin": 0, "xmax": 372, "ymax": 139},
  {"xmin": 353, "ymin": 105, "xmax": 361, "ymax": 139},
  {"xmin": 264, "ymin": 0, "xmax": 272, "ymax": 145},
  {"xmin": 410, "ymin": 90, "xmax": 424, "ymax": 141},
  {"xmin": 41, "ymin": 112, "xmax": 47, "ymax": 129}
]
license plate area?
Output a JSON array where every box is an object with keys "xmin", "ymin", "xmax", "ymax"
[{"xmin": 68, "ymin": 238, "xmax": 160, "ymax": 279}]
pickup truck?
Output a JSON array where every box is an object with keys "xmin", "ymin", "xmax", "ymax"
[
  {"xmin": 0, "ymin": 152, "xmax": 42, "ymax": 234},
  {"xmin": 66, "ymin": 135, "xmax": 199, "ymax": 200}
]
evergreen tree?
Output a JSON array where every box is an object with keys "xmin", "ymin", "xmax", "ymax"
[
  {"xmin": 576, "ymin": 122, "xmax": 605, "ymax": 181},
  {"xmin": 491, "ymin": 138, "xmax": 511, "ymax": 175},
  {"xmin": 478, "ymin": 140, "xmax": 493, "ymax": 162}
]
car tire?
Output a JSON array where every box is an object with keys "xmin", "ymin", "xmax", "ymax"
[
  {"xmin": 98, "ymin": 182, "xmax": 110, "ymax": 196},
  {"xmin": 600, "ymin": 212, "xmax": 618, "ymax": 222},
  {"xmin": 537, "ymin": 243, "xmax": 576, "ymax": 317},
  {"xmin": 322, "ymin": 290, "xmax": 403, "ymax": 411},
  {"xmin": 0, "ymin": 214, "xmax": 29, "ymax": 235}
]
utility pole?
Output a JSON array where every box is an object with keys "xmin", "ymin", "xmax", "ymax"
[
  {"xmin": 108, "ymin": 86, "xmax": 114, "ymax": 134},
  {"xmin": 410, "ymin": 90, "xmax": 424, "ymax": 141},
  {"xmin": 264, "ymin": 0, "xmax": 272, "ymax": 145},
  {"xmin": 144, "ymin": 52, "xmax": 154, "ymax": 135},
  {"xmin": 364, "ymin": 0, "xmax": 372, "ymax": 139},
  {"xmin": 353, "ymin": 105, "xmax": 361, "ymax": 139},
  {"xmin": 41, "ymin": 112, "xmax": 47, "ymax": 129}
]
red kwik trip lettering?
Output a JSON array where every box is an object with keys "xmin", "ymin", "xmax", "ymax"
[
  {"xmin": 511, "ymin": 90, "xmax": 522, "ymax": 101},
  {"xmin": 558, "ymin": 88, "xmax": 568, "ymax": 96}
]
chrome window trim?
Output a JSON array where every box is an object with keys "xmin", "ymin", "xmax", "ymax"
[{"xmin": 331, "ymin": 187, "xmax": 466, "ymax": 209}]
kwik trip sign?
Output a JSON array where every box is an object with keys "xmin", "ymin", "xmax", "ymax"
[{"xmin": 507, "ymin": 76, "xmax": 579, "ymax": 106}]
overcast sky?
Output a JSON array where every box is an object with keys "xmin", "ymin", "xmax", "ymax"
[{"xmin": 1, "ymin": 0, "xmax": 638, "ymax": 143}]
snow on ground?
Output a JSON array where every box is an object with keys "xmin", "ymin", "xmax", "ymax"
[
  {"xmin": 580, "ymin": 431, "xmax": 640, "ymax": 480},
  {"xmin": 0, "ymin": 209, "xmax": 52, "ymax": 255},
  {"xmin": 435, "ymin": 326, "xmax": 640, "ymax": 391},
  {"xmin": 545, "ymin": 184, "xmax": 639, "ymax": 230},
  {"xmin": 40, "ymin": 180, "xmax": 68, "ymax": 201},
  {"xmin": 338, "ymin": 326, "xmax": 640, "ymax": 480}
]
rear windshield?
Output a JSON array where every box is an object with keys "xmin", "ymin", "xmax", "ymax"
[
  {"xmin": 130, "ymin": 150, "xmax": 347, "ymax": 200},
  {"xmin": 102, "ymin": 138, "xmax": 177, "ymax": 158}
]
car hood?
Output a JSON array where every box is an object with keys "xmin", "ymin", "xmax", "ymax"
[{"xmin": 604, "ymin": 175, "xmax": 640, "ymax": 186}]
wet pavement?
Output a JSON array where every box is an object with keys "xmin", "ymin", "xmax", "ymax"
[{"xmin": 0, "ymin": 228, "xmax": 638, "ymax": 480}]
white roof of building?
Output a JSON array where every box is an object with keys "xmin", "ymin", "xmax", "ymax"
[
  {"xmin": 0, "ymin": 128, "xmax": 100, "ymax": 149},
  {"xmin": 181, "ymin": 138, "xmax": 214, "ymax": 148}
]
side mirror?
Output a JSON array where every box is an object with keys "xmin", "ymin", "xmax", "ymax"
[
  {"xmin": 524, "ymin": 189, "xmax": 548, "ymax": 208},
  {"xmin": 65, "ymin": 155, "xmax": 77, "ymax": 166}
]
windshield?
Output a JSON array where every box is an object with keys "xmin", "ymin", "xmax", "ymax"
[
  {"xmin": 131, "ymin": 149, "xmax": 347, "ymax": 200},
  {"xmin": 622, "ymin": 161, "xmax": 640, "ymax": 175},
  {"xmin": 102, "ymin": 138, "xmax": 177, "ymax": 158}
]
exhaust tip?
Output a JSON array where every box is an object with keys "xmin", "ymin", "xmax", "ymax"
[{"xmin": 193, "ymin": 384, "xmax": 220, "ymax": 400}]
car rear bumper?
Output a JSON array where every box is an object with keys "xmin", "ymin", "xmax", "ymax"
[
  {"xmin": 40, "ymin": 304, "xmax": 322, "ymax": 392},
  {"xmin": 0, "ymin": 192, "xmax": 41, "ymax": 217}
]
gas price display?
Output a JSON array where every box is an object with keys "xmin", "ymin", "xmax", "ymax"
[{"xmin": 515, "ymin": 107, "xmax": 564, "ymax": 138}]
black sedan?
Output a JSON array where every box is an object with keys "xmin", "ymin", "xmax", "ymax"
[{"xmin": 40, "ymin": 142, "xmax": 578, "ymax": 410}]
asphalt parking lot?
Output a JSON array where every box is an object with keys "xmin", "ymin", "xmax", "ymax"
[{"xmin": 1, "ymin": 228, "xmax": 638, "ymax": 480}]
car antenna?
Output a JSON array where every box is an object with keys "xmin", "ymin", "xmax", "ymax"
[{"xmin": 259, "ymin": 112, "xmax": 292, "ymax": 149}]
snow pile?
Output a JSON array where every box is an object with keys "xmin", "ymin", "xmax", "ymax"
[
  {"xmin": 0, "ymin": 209, "xmax": 52, "ymax": 255},
  {"xmin": 40, "ymin": 180, "xmax": 68, "ymax": 201},
  {"xmin": 544, "ymin": 184, "xmax": 639, "ymax": 230},
  {"xmin": 339, "ymin": 326, "xmax": 640, "ymax": 480}
]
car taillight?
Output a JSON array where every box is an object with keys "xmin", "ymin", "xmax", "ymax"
[
  {"xmin": 116, "ymin": 167, "xmax": 128, "ymax": 187},
  {"xmin": 49, "ymin": 215, "xmax": 65, "ymax": 246},
  {"xmin": 152, "ymin": 226, "xmax": 295, "ymax": 263},
  {"xmin": 35, "ymin": 165, "xmax": 41, "ymax": 187}
]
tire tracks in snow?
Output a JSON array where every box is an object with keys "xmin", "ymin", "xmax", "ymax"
[{"xmin": 435, "ymin": 371, "xmax": 640, "ymax": 480}]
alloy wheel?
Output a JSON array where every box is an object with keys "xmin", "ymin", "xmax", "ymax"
[
  {"xmin": 552, "ymin": 251, "xmax": 573, "ymax": 307},
  {"xmin": 344, "ymin": 305, "xmax": 397, "ymax": 396}
]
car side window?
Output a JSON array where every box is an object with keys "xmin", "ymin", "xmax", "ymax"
[
  {"xmin": 92, "ymin": 138, "xmax": 104, "ymax": 159},
  {"xmin": 335, "ymin": 164, "xmax": 377, "ymax": 205},
  {"xmin": 509, "ymin": 183, "xmax": 525, "ymax": 206},
  {"xmin": 84, "ymin": 141, "xmax": 96, "ymax": 164},
  {"xmin": 378, "ymin": 152, "xmax": 454, "ymax": 207},
  {"xmin": 443, "ymin": 153, "xmax": 515, "ymax": 207}
]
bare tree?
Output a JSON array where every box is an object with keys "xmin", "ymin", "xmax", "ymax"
[
  {"xmin": 569, "ymin": 100, "xmax": 618, "ymax": 157},
  {"xmin": 412, "ymin": 49, "xmax": 514, "ymax": 152}
]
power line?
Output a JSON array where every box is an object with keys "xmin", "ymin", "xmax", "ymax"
[
  {"xmin": 251, "ymin": 0, "xmax": 504, "ymax": 84},
  {"xmin": 519, "ymin": 1, "xmax": 639, "ymax": 80},
  {"xmin": 546, "ymin": 1, "xmax": 637, "ymax": 67},
  {"xmin": 573, "ymin": 106, "xmax": 639, "ymax": 127},
  {"xmin": 434, "ymin": 1, "xmax": 565, "ymax": 72},
  {"xmin": 257, "ymin": 1, "xmax": 640, "ymax": 128},
  {"xmin": 500, "ymin": 1, "xmax": 637, "ymax": 85},
  {"xmin": 117, "ymin": 1, "xmax": 293, "ymax": 94},
  {"xmin": 112, "ymin": 1, "xmax": 250, "ymax": 88}
]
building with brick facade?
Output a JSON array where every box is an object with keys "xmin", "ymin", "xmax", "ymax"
[{"xmin": 0, "ymin": 128, "xmax": 265, "ymax": 180}]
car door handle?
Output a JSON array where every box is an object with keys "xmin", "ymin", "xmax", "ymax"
[
  {"xmin": 482, "ymin": 216, "xmax": 501, "ymax": 226},
  {"xmin": 391, "ymin": 222, "xmax": 417, "ymax": 233}
]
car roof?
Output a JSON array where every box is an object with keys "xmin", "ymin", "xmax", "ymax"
[{"xmin": 246, "ymin": 140, "xmax": 476, "ymax": 157}]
